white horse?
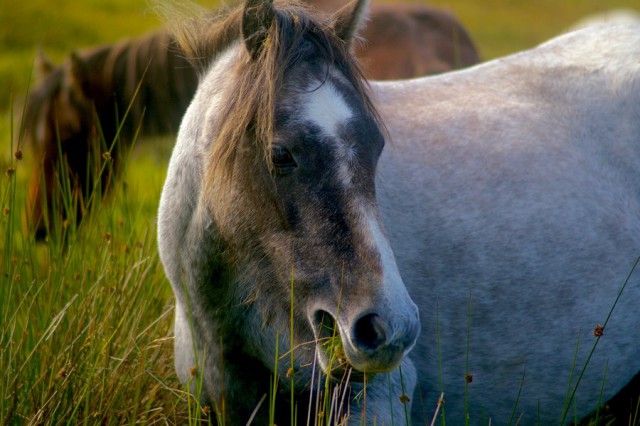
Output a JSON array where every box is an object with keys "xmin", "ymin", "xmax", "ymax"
[
  {"xmin": 373, "ymin": 22, "xmax": 640, "ymax": 423},
  {"xmin": 158, "ymin": 0, "xmax": 640, "ymax": 422}
]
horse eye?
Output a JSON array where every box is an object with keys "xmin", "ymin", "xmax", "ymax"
[{"xmin": 271, "ymin": 145, "xmax": 297, "ymax": 173}]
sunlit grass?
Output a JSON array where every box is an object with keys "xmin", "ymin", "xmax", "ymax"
[{"xmin": 0, "ymin": 114, "xmax": 189, "ymax": 423}]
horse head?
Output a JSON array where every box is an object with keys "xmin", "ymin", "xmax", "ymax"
[
  {"xmin": 21, "ymin": 50, "xmax": 97, "ymax": 239},
  {"xmin": 161, "ymin": 0, "xmax": 420, "ymax": 415},
  {"xmin": 250, "ymin": 0, "xmax": 417, "ymax": 376}
]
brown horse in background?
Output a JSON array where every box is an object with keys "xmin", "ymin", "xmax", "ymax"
[
  {"xmin": 19, "ymin": 30, "xmax": 197, "ymax": 239},
  {"xmin": 313, "ymin": 1, "xmax": 479, "ymax": 78},
  {"xmin": 19, "ymin": 1, "xmax": 479, "ymax": 238}
]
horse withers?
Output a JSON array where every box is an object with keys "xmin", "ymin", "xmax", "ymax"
[{"xmin": 158, "ymin": 0, "xmax": 419, "ymax": 423}]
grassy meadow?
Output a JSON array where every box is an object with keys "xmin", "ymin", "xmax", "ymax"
[{"xmin": 1, "ymin": 0, "xmax": 639, "ymax": 424}]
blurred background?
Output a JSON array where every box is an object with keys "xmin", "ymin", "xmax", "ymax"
[{"xmin": 1, "ymin": 0, "xmax": 639, "ymax": 119}]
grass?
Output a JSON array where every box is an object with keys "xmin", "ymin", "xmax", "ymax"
[
  {"xmin": 1, "ymin": 115, "xmax": 188, "ymax": 424},
  {"xmin": 2, "ymin": 0, "xmax": 640, "ymax": 425}
]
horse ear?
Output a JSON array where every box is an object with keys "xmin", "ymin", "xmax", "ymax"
[
  {"xmin": 242, "ymin": 0, "xmax": 276, "ymax": 59},
  {"xmin": 333, "ymin": 0, "xmax": 370, "ymax": 48},
  {"xmin": 67, "ymin": 51, "xmax": 91, "ymax": 96},
  {"xmin": 35, "ymin": 49, "xmax": 55, "ymax": 80}
]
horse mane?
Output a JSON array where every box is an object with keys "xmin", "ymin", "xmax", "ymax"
[
  {"xmin": 167, "ymin": 0, "xmax": 380, "ymax": 187},
  {"xmin": 98, "ymin": 30, "xmax": 197, "ymax": 135}
]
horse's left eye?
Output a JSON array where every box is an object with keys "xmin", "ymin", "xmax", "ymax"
[{"xmin": 272, "ymin": 145, "xmax": 297, "ymax": 173}]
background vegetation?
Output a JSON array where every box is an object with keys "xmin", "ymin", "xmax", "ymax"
[
  {"xmin": 1, "ymin": 0, "xmax": 639, "ymax": 424},
  {"xmin": 2, "ymin": 0, "xmax": 640, "ymax": 116}
]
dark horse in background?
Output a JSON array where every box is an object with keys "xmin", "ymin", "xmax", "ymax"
[
  {"xmin": 17, "ymin": 0, "xmax": 479, "ymax": 239},
  {"xmin": 20, "ymin": 31, "xmax": 195, "ymax": 239}
]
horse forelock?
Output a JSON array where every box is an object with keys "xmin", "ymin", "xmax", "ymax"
[{"xmin": 178, "ymin": 1, "xmax": 381, "ymax": 224}]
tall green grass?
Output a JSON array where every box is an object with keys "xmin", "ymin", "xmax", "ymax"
[
  {"xmin": 0, "ymin": 110, "xmax": 194, "ymax": 423},
  {"xmin": 0, "ymin": 80, "xmax": 408, "ymax": 426}
]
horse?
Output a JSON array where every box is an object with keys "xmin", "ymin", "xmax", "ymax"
[
  {"xmin": 19, "ymin": 1, "xmax": 479, "ymax": 239},
  {"xmin": 309, "ymin": 1, "xmax": 480, "ymax": 79},
  {"xmin": 158, "ymin": 0, "xmax": 640, "ymax": 423},
  {"xmin": 19, "ymin": 30, "xmax": 197, "ymax": 239}
]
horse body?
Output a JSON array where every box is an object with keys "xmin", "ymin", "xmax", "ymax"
[{"xmin": 372, "ymin": 25, "xmax": 640, "ymax": 422}]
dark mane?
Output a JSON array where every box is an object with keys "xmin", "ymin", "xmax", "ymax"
[
  {"xmin": 97, "ymin": 31, "xmax": 197, "ymax": 136},
  {"xmin": 171, "ymin": 0, "xmax": 381, "ymax": 187},
  {"xmin": 18, "ymin": 30, "xmax": 197, "ymax": 150}
]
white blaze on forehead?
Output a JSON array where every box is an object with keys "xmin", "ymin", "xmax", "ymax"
[
  {"xmin": 302, "ymin": 80, "xmax": 354, "ymax": 139},
  {"xmin": 302, "ymin": 80, "xmax": 356, "ymax": 188}
]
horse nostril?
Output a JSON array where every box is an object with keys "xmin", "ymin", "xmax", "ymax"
[
  {"xmin": 313, "ymin": 310, "xmax": 338, "ymax": 340},
  {"xmin": 352, "ymin": 313, "xmax": 388, "ymax": 351}
]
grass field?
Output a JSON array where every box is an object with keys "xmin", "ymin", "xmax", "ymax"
[{"xmin": 1, "ymin": 0, "xmax": 639, "ymax": 424}]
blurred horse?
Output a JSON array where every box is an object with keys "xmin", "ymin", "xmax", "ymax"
[
  {"xmin": 19, "ymin": 31, "xmax": 196, "ymax": 239},
  {"xmin": 18, "ymin": 1, "xmax": 478, "ymax": 238},
  {"xmin": 312, "ymin": 1, "xmax": 479, "ymax": 78}
]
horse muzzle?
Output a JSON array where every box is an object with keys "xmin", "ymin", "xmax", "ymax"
[{"xmin": 312, "ymin": 303, "xmax": 420, "ymax": 379}]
